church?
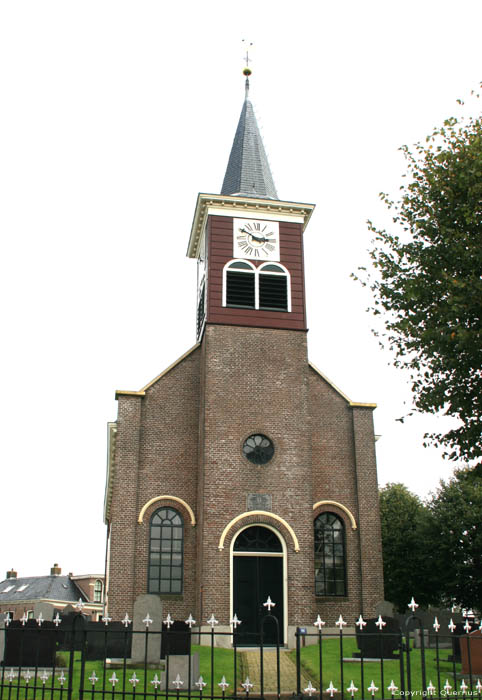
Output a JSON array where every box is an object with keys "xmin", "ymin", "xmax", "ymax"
[{"xmin": 103, "ymin": 69, "xmax": 384, "ymax": 647}]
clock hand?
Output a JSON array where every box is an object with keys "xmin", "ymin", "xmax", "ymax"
[{"xmin": 240, "ymin": 228, "xmax": 268, "ymax": 243}]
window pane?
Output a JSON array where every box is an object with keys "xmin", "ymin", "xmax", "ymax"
[
  {"xmin": 226, "ymin": 271, "xmax": 255, "ymax": 307},
  {"xmin": 314, "ymin": 513, "xmax": 346, "ymax": 597},
  {"xmin": 259, "ymin": 274, "xmax": 288, "ymax": 310},
  {"xmin": 149, "ymin": 507, "xmax": 184, "ymax": 594}
]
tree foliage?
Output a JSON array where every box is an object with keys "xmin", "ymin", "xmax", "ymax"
[
  {"xmin": 379, "ymin": 483, "xmax": 440, "ymax": 612},
  {"xmin": 427, "ymin": 469, "xmax": 482, "ymax": 612},
  {"xmin": 358, "ymin": 89, "xmax": 482, "ymax": 465},
  {"xmin": 380, "ymin": 475, "xmax": 482, "ymax": 612}
]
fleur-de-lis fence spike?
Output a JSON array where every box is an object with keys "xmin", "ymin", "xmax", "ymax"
[
  {"xmin": 20, "ymin": 612, "xmax": 28, "ymax": 626},
  {"xmin": 75, "ymin": 598, "xmax": 85, "ymax": 612},
  {"xmin": 475, "ymin": 679, "xmax": 482, "ymax": 693},
  {"xmin": 368, "ymin": 680, "xmax": 379, "ymax": 696},
  {"xmin": 58, "ymin": 671, "xmax": 66, "ymax": 686},
  {"xmin": 304, "ymin": 681, "xmax": 317, "ymax": 697},
  {"xmin": 375, "ymin": 615, "xmax": 386, "ymax": 630},
  {"xmin": 151, "ymin": 674, "xmax": 161, "ymax": 689},
  {"xmin": 263, "ymin": 596, "xmax": 275, "ymax": 611},
  {"xmin": 53, "ymin": 612, "xmax": 62, "ymax": 627},
  {"xmin": 103, "ymin": 615, "xmax": 112, "ymax": 626},
  {"xmin": 460, "ymin": 680, "xmax": 469, "ymax": 695},
  {"xmin": 4, "ymin": 612, "xmax": 12, "ymax": 626},
  {"xmin": 89, "ymin": 672, "xmax": 99, "ymax": 685},
  {"xmin": 326, "ymin": 681, "xmax": 338, "ymax": 697},
  {"xmin": 37, "ymin": 612, "xmax": 44, "ymax": 626},
  {"xmin": 185, "ymin": 614, "xmax": 196, "ymax": 628},
  {"xmin": 129, "ymin": 673, "xmax": 140, "ymax": 687},
  {"xmin": 207, "ymin": 613, "xmax": 218, "ymax": 628},
  {"xmin": 426, "ymin": 681, "xmax": 436, "ymax": 696},
  {"xmin": 23, "ymin": 670, "xmax": 33, "ymax": 684},
  {"xmin": 388, "ymin": 680, "xmax": 399, "ymax": 695},
  {"xmin": 231, "ymin": 613, "xmax": 242, "ymax": 628},
  {"xmin": 196, "ymin": 676, "xmax": 207, "ymax": 690},
  {"xmin": 464, "ymin": 619, "xmax": 472, "ymax": 633},
  {"xmin": 40, "ymin": 670, "xmax": 50, "ymax": 685},
  {"xmin": 433, "ymin": 617, "xmax": 440, "ymax": 632},
  {"xmin": 443, "ymin": 680, "xmax": 453, "ymax": 693},
  {"xmin": 347, "ymin": 680, "xmax": 358, "ymax": 696},
  {"xmin": 314, "ymin": 615, "xmax": 326, "ymax": 630},
  {"xmin": 242, "ymin": 677, "xmax": 254, "ymax": 693},
  {"xmin": 218, "ymin": 676, "xmax": 229, "ymax": 692},
  {"xmin": 122, "ymin": 613, "xmax": 132, "ymax": 627},
  {"xmin": 6, "ymin": 669, "xmax": 16, "ymax": 683},
  {"xmin": 356, "ymin": 615, "xmax": 367, "ymax": 629},
  {"xmin": 109, "ymin": 672, "xmax": 119, "ymax": 686},
  {"xmin": 143, "ymin": 613, "xmax": 153, "ymax": 628},
  {"xmin": 336, "ymin": 615, "xmax": 347, "ymax": 628},
  {"xmin": 448, "ymin": 618, "xmax": 457, "ymax": 632},
  {"xmin": 408, "ymin": 597, "xmax": 419, "ymax": 612},
  {"xmin": 164, "ymin": 613, "xmax": 174, "ymax": 628},
  {"xmin": 172, "ymin": 674, "xmax": 184, "ymax": 689}
]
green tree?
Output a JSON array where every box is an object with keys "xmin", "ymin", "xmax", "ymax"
[
  {"xmin": 427, "ymin": 469, "xmax": 482, "ymax": 611},
  {"xmin": 357, "ymin": 90, "xmax": 482, "ymax": 466},
  {"xmin": 379, "ymin": 483, "xmax": 441, "ymax": 612}
]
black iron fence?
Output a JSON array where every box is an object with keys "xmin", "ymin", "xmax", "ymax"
[{"xmin": 1, "ymin": 609, "xmax": 481, "ymax": 700}]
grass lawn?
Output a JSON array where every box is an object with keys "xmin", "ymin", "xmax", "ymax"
[{"xmin": 290, "ymin": 637, "xmax": 467, "ymax": 698}]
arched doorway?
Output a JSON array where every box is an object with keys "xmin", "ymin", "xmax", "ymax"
[{"xmin": 232, "ymin": 525, "xmax": 285, "ymax": 645}]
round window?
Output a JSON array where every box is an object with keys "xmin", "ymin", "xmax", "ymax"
[{"xmin": 242, "ymin": 434, "xmax": 274, "ymax": 465}]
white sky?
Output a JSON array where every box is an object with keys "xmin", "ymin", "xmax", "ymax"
[{"xmin": 1, "ymin": 0, "xmax": 480, "ymax": 579}]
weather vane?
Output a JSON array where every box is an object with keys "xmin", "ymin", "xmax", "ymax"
[{"xmin": 242, "ymin": 39, "xmax": 253, "ymax": 98}]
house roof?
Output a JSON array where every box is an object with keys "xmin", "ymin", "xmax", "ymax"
[
  {"xmin": 0, "ymin": 575, "xmax": 88, "ymax": 603},
  {"xmin": 220, "ymin": 78, "xmax": 278, "ymax": 200}
]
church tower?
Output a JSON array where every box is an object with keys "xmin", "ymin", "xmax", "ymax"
[{"xmin": 104, "ymin": 68, "xmax": 384, "ymax": 646}]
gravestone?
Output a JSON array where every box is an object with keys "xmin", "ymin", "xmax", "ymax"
[
  {"xmin": 161, "ymin": 620, "xmax": 190, "ymax": 657},
  {"xmin": 355, "ymin": 617, "xmax": 400, "ymax": 659},
  {"xmin": 460, "ymin": 629, "xmax": 482, "ymax": 673},
  {"xmin": 4, "ymin": 620, "xmax": 57, "ymax": 667},
  {"xmin": 131, "ymin": 594, "xmax": 162, "ymax": 664},
  {"xmin": 375, "ymin": 601, "xmax": 395, "ymax": 618},
  {"xmin": 161, "ymin": 653, "xmax": 200, "ymax": 690},
  {"xmin": 33, "ymin": 601, "xmax": 54, "ymax": 621},
  {"xmin": 0, "ymin": 617, "xmax": 5, "ymax": 663}
]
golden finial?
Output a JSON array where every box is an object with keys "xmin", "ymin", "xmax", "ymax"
[{"xmin": 242, "ymin": 39, "xmax": 253, "ymax": 97}]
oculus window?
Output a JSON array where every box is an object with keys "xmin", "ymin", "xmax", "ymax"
[
  {"xmin": 224, "ymin": 260, "xmax": 290, "ymax": 312},
  {"xmin": 243, "ymin": 434, "xmax": 274, "ymax": 465},
  {"xmin": 314, "ymin": 512, "xmax": 347, "ymax": 596},
  {"xmin": 148, "ymin": 507, "xmax": 184, "ymax": 594}
]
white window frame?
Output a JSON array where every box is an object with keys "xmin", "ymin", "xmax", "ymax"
[{"xmin": 222, "ymin": 259, "xmax": 291, "ymax": 312}]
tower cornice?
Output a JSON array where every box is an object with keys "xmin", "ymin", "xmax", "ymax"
[{"xmin": 187, "ymin": 193, "xmax": 315, "ymax": 259}]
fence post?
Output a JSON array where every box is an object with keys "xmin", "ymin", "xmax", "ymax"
[{"xmin": 295, "ymin": 627, "xmax": 301, "ymax": 698}]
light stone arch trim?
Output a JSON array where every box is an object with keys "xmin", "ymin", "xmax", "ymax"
[
  {"xmin": 218, "ymin": 511, "xmax": 300, "ymax": 551},
  {"xmin": 138, "ymin": 496, "xmax": 196, "ymax": 526},
  {"xmin": 313, "ymin": 500, "xmax": 357, "ymax": 530}
]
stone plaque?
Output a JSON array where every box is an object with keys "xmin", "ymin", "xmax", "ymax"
[{"xmin": 247, "ymin": 494, "xmax": 272, "ymax": 511}]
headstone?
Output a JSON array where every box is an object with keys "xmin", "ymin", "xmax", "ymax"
[
  {"xmin": 4, "ymin": 620, "xmax": 57, "ymax": 667},
  {"xmin": 161, "ymin": 652, "xmax": 200, "ymax": 690},
  {"xmin": 355, "ymin": 617, "xmax": 400, "ymax": 659},
  {"xmin": 0, "ymin": 617, "xmax": 5, "ymax": 663},
  {"xmin": 33, "ymin": 601, "xmax": 54, "ymax": 621},
  {"xmin": 131, "ymin": 594, "xmax": 162, "ymax": 664},
  {"xmin": 375, "ymin": 601, "xmax": 395, "ymax": 618},
  {"xmin": 460, "ymin": 630, "xmax": 482, "ymax": 674},
  {"xmin": 162, "ymin": 620, "xmax": 191, "ymax": 657}
]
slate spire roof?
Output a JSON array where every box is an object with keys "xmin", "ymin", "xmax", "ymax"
[{"xmin": 221, "ymin": 77, "xmax": 278, "ymax": 200}]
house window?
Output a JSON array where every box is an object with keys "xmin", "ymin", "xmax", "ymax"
[
  {"xmin": 223, "ymin": 260, "xmax": 290, "ymax": 312},
  {"xmin": 93, "ymin": 579, "xmax": 103, "ymax": 603},
  {"xmin": 314, "ymin": 512, "xmax": 347, "ymax": 596},
  {"xmin": 148, "ymin": 508, "xmax": 184, "ymax": 594}
]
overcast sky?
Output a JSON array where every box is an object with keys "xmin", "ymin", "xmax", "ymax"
[{"xmin": 1, "ymin": 0, "xmax": 480, "ymax": 580}]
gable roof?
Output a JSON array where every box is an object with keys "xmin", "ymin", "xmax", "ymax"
[{"xmin": 0, "ymin": 575, "xmax": 88, "ymax": 603}]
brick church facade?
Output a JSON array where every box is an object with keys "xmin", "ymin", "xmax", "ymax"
[{"xmin": 104, "ymin": 74, "xmax": 383, "ymax": 646}]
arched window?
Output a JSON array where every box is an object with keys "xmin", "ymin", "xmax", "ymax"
[
  {"xmin": 314, "ymin": 512, "xmax": 346, "ymax": 596},
  {"xmin": 93, "ymin": 579, "xmax": 103, "ymax": 603},
  {"xmin": 148, "ymin": 507, "xmax": 184, "ymax": 594},
  {"xmin": 223, "ymin": 260, "xmax": 291, "ymax": 312}
]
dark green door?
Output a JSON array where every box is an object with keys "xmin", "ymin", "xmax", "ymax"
[{"xmin": 233, "ymin": 556, "xmax": 283, "ymax": 645}]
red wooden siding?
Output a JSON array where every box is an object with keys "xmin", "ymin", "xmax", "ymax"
[{"xmin": 206, "ymin": 215, "xmax": 307, "ymax": 331}]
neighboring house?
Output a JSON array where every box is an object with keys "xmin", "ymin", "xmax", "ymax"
[{"xmin": 0, "ymin": 564, "xmax": 104, "ymax": 621}]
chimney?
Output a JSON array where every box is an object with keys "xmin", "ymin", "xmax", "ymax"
[
  {"xmin": 50, "ymin": 563, "xmax": 61, "ymax": 576},
  {"xmin": 6, "ymin": 568, "xmax": 17, "ymax": 579}
]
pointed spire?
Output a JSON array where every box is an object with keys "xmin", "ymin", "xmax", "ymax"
[{"xmin": 221, "ymin": 67, "xmax": 278, "ymax": 200}]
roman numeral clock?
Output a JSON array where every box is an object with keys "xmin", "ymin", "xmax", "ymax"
[{"xmin": 233, "ymin": 218, "xmax": 280, "ymax": 261}]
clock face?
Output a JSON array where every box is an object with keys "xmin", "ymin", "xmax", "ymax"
[{"xmin": 233, "ymin": 218, "xmax": 280, "ymax": 261}]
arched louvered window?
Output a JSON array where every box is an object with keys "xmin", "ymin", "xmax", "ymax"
[
  {"xmin": 148, "ymin": 507, "xmax": 184, "ymax": 594},
  {"xmin": 223, "ymin": 260, "xmax": 291, "ymax": 312},
  {"xmin": 314, "ymin": 512, "xmax": 347, "ymax": 596}
]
